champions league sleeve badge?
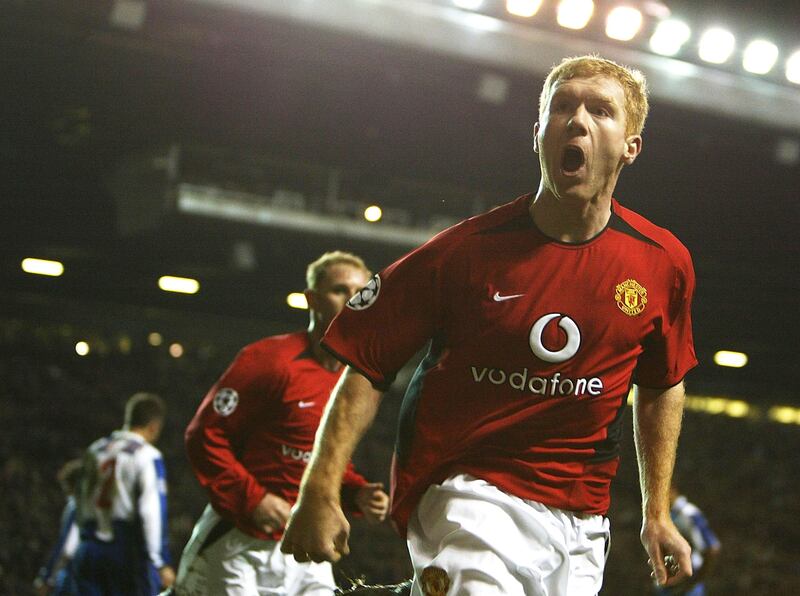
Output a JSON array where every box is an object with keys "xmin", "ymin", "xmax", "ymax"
[
  {"xmin": 346, "ymin": 274, "xmax": 381, "ymax": 310},
  {"xmin": 213, "ymin": 387, "xmax": 239, "ymax": 416}
]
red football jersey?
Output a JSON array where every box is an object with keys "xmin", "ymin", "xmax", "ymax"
[
  {"xmin": 186, "ymin": 331, "xmax": 367, "ymax": 540},
  {"xmin": 322, "ymin": 195, "xmax": 697, "ymax": 534}
]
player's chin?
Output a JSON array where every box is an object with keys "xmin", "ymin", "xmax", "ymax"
[{"xmin": 555, "ymin": 178, "xmax": 593, "ymax": 197}]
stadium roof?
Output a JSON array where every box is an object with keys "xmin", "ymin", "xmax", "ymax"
[{"xmin": 2, "ymin": 0, "xmax": 798, "ymax": 401}]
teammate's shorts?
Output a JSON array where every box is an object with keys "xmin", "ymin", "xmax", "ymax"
[
  {"xmin": 174, "ymin": 504, "xmax": 336, "ymax": 596},
  {"xmin": 407, "ymin": 474, "xmax": 610, "ymax": 596}
]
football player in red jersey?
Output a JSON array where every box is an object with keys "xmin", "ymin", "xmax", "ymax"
[
  {"xmin": 282, "ymin": 56, "xmax": 697, "ymax": 595},
  {"xmin": 173, "ymin": 251, "xmax": 389, "ymax": 595}
]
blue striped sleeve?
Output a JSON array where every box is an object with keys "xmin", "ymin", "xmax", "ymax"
[{"xmin": 154, "ymin": 457, "xmax": 172, "ymax": 566}]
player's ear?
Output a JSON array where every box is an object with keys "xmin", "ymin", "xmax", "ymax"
[
  {"xmin": 622, "ymin": 134, "xmax": 642, "ymax": 166},
  {"xmin": 148, "ymin": 419, "xmax": 163, "ymax": 442},
  {"xmin": 533, "ymin": 122, "xmax": 541, "ymax": 153},
  {"xmin": 304, "ymin": 288, "xmax": 318, "ymax": 310}
]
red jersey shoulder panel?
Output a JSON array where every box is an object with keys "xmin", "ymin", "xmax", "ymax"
[{"xmin": 611, "ymin": 199, "xmax": 694, "ymax": 276}]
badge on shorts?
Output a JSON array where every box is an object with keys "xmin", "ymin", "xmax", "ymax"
[
  {"xmin": 347, "ymin": 274, "xmax": 381, "ymax": 310},
  {"xmin": 213, "ymin": 388, "xmax": 239, "ymax": 416}
]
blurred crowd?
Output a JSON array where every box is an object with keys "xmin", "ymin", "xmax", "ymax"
[{"xmin": 1, "ymin": 319, "xmax": 798, "ymax": 595}]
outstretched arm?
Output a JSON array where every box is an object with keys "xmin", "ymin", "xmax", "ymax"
[
  {"xmin": 634, "ymin": 382, "xmax": 693, "ymax": 588},
  {"xmin": 281, "ymin": 367, "xmax": 382, "ymax": 562}
]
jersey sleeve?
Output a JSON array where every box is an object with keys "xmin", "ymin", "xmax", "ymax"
[
  {"xmin": 635, "ymin": 247, "xmax": 698, "ymax": 388},
  {"xmin": 322, "ymin": 236, "xmax": 450, "ymax": 389},
  {"xmin": 185, "ymin": 344, "xmax": 286, "ymax": 520},
  {"xmin": 137, "ymin": 449, "xmax": 171, "ymax": 568}
]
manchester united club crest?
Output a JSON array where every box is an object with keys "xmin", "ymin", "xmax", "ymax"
[{"xmin": 615, "ymin": 279, "xmax": 647, "ymax": 316}]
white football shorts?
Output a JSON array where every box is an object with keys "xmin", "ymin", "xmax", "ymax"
[
  {"xmin": 407, "ymin": 474, "xmax": 610, "ymax": 596},
  {"xmin": 174, "ymin": 504, "xmax": 336, "ymax": 596}
]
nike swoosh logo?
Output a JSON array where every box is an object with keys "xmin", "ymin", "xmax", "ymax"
[
  {"xmin": 297, "ymin": 400, "xmax": 316, "ymax": 408},
  {"xmin": 493, "ymin": 291, "xmax": 525, "ymax": 302}
]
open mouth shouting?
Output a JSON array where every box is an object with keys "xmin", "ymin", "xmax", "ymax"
[{"xmin": 560, "ymin": 145, "xmax": 586, "ymax": 176}]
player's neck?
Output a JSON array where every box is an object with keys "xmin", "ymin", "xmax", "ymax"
[
  {"xmin": 306, "ymin": 326, "xmax": 343, "ymax": 372},
  {"xmin": 125, "ymin": 426, "xmax": 153, "ymax": 444},
  {"xmin": 529, "ymin": 189, "xmax": 612, "ymax": 243}
]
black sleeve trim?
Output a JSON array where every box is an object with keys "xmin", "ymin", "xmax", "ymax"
[
  {"xmin": 609, "ymin": 213, "xmax": 663, "ymax": 248},
  {"xmin": 632, "ymin": 377, "xmax": 687, "ymax": 391},
  {"xmin": 319, "ymin": 341, "xmax": 395, "ymax": 392}
]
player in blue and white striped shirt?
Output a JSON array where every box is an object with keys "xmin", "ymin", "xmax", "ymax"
[
  {"xmin": 34, "ymin": 459, "xmax": 82, "ymax": 595},
  {"xmin": 72, "ymin": 392, "xmax": 175, "ymax": 595}
]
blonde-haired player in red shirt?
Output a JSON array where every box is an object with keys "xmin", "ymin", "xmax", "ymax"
[{"xmin": 174, "ymin": 251, "xmax": 389, "ymax": 595}]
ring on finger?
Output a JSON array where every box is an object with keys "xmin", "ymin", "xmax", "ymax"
[{"xmin": 665, "ymin": 555, "xmax": 680, "ymax": 576}]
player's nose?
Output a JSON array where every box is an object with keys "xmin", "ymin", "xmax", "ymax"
[{"xmin": 566, "ymin": 104, "xmax": 590, "ymax": 134}]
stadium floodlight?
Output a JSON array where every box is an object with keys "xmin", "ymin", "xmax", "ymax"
[
  {"xmin": 703, "ymin": 398, "xmax": 727, "ymax": 415},
  {"xmin": 698, "ymin": 27, "xmax": 735, "ymax": 64},
  {"xmin": 364, "ymin": 205, "xmax": 383, "ymax": 222},
  {"xmin": 786, "ymin": 49, "xmax": 800, "ymax": 84},
  {"xmin": 453, "ymin": 0, "xmax": 484, "ymax": 10},
  {"xmin": 713, "ymin": 350, "xmax": 748, "ymax": 368},
  {"xmin": 724, "ymin": 400, "xmax": 751, "ymax": 418},
  {"xmin": 75, "ymin": 341, "xmax": 90, "ymax": 356},
  {"xmin": 506, "ymin": 0, "xmax": 543, "ymax": 18},
  {"xmin": 148, "ymin": 332, "xmax": 163, "ymax": 346},
  {"xmin": 118, "ymin": 336, "xmax": 132, "ymax": 354},
  {"xmin": 557, "ymin": 0, "xmax": 594, "ymax": 30},
  {"xmin": 605, "ymin": 6, "xmax": 643, "ymax": 41},
  {"xmin": 649, "ymin": 18, "xmax": 691, "ymax": 56},
  {"xmin": 286, "ymin": 292, "xmax": 309, "ymax": 310},
  {"xmin": 169, "ymin": 342, "xmax": 184, "ymax": 358},
  {"xmin": 742, "ymin": 39, "xmax": 779, "ymax": 74},
  {"xmin": 21, "ymin": 257, "xmax": 64, "ymax": 277},
  {"xmin": 768, "ymin": 406, "xmax": 800, "ymax": 425},
  {"xmin": 109, "ymin": 0, "xmax": 146, "ymax": 31},
  {"xmin": 158, "ymin": 275, "xmax": 200, "ymax": 294}
]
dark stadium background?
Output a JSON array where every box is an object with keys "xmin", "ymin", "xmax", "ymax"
[{"xmin": 2, "ymin": 1, "xmax": 798, "ymax": 593}]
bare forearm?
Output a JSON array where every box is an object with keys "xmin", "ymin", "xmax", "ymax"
[
  {"xmin": 281, "ymin": 367, "xmax": 382, "ymax": 562},
  {"xmin": 633, "ymin": 382, "xmax": 685, "ymax": 519},
  {"xmin": 633, "ymin": 382, "xmax": 693, "ymax": 586},
  {"xmin": 300, "ymin": 367, "xmax": 382, "ymax": 500}
]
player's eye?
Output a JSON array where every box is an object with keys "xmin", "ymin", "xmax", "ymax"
[{"xmin": 591, "ymin": 105, "xmax": 610, "ymax": 117}]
